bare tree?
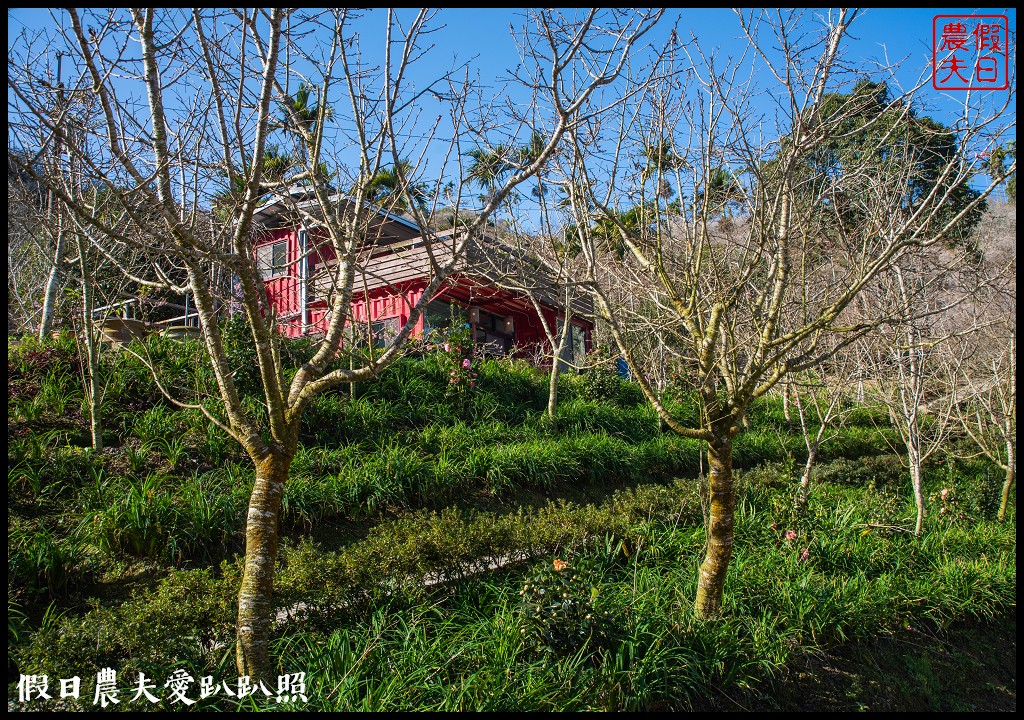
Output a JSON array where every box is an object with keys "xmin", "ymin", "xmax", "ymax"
[
  {"xmin": 552, "ymin": 9, "xmax": 1014, "ymax": 616},
  {"xmin": 857, "ymin": 261, "xmax": 966, "ymax": 536},
  {"xmin": 71, "ymin": 213, "xmax": 104, "ymax": 451},
  {"xmin": 33, "ymin": 53, "xmax": 76, "ymax": 340},
  {"xmin": 8, "ymin": 8, "xmax": 663, "ymax": 679},
  {"xmin": 951, "ymin": 326, "xmax": 1016, "ymax": 521},
  {"xmin": 789, "ymin": 345, "xmax": 864, "ymax": 509},
  {"xmin": 68, "ymin": 190, "xmax": 149, "ymax": 453},
  {"xmin": 473, "ymin": 215, "xmax": 594, "ymax": 425},
  {"xmin": 946, "ymin": 207, "xmax": 1016, "ymax": 521},
  {"xmin": 8, "ymin": 170, "xmax": 56, "ymax": 334}
]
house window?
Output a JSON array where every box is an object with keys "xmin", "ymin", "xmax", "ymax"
[
  {"xmin": 471, "ymin": 308, "xmax": 513, "ymax": 355},
  {"xmin": 371, "ymin": 317, "xmax": 400, "ymax": 348},
  {"xmin": 571, "ymin": 324, "xmax": 587, "ymax": 365},
  {"xmin": 557, "ymin": 321, "xmax": 588, "ymax": 369},
  {"xmin": 256, "ymin": 240, "xmax": 288, "ymax": 280}
]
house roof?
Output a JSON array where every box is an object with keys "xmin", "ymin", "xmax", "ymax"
[
  {"xmin": 252, "ymin": 187, "xmax": 592, "ymax": 317},
  {"xmin": 251, "ymin": 186, "xmax": 421, "ymax": 234},
  {"xmin": 310, "ymin": 228, "xmax": 593, "ymax": 318}
]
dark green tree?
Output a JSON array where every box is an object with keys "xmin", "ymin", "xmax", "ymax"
[
  {"xmin": 641, "ymin": 138, "xmax": 684, "ymax": 202},
  {"xmin": 277, "ymin": 83, "xmax": 334, "ymax": 164},
  {"xmin": 466, "ymin": 145, "xmax": 516, "ymax": 203},
  {"xmin": 778, "ymin": 80, "xmax": 986, "ymax": 245},
  {"xmin": 212, "ymin": 146, "xmax": 297, "ymax": 225},
  {"xmin": 695, "ymin": 166, "xmax": 744, "ymax": 219}
]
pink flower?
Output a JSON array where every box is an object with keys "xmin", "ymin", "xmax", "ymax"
[
  {"xmin": 940, "ymin": 488, "xmax": 950, "ymax": 500},
  {"xmin": 444, "ymin": 343, "xmax": 450, "ymax": 352},
  {"xmin": 469, "ymin": 381, "xmax": 475, "ymax": 388},
  {"xmin": 462, "ymin": 359, "xmax": 471, "ymax": 369},
  {"xmin": 784, "ymin": 530, "xmax": 797, "ymax": 541},
  {"xmin": 799, "ymin": 548, "xmax": 810, "ymax": 561},
  {"xmin": 449, "ymin": 377, "xmax": 457, "ymax": 384}
]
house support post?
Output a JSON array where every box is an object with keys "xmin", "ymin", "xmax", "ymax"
[{"xmin": 299, "ymin": 228, "xmax": 308, "ymax": 335}]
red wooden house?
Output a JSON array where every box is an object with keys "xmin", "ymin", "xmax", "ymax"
[{"xmin": 250, "ymin": 192, "xmax": 592, "ymax": 363}]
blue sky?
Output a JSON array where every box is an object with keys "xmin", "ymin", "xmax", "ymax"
[
  {"xmin": 8, "ymin": 8, "xmax": 1015, "ymax": 208},
  {"xmin": 10, "ymin": 8, "xmax": 1014, "ymax": 121}
]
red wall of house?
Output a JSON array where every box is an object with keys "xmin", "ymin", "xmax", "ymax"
[
  {"xmin": 421, "ymin": 277, "xmax": 593, "ymax": 356},
  {"xmin": 255, "ymin": 227, "xmax": 341, "ymax": 338},
  {"xmin": 256, "ymin": 230, "xmax": 593, "ymax": 352},
  {"xmin": 254, "ymin": 228, "xmax": 299, "ymax": 336}
]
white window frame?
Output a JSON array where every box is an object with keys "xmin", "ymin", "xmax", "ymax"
[{"xmin": 256, "ymin": 240, "xmax": 288, "ymax": 280}]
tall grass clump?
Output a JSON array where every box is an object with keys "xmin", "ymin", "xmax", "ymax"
[
  {"xmin": 9, "ymin": 523, "xmax": 94, "ymax": 598},
  {"xmin": 82, "ymin": 471, "xmax": 242, "ymax": 562}
]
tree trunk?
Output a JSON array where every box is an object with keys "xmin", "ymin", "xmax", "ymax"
[
  {"xmin": 546, "ymin": 358, "xmax": 562, "ymax": 429},
  {"xmin": 795, "ymin": 443, "xmax": 817, "ymax": 509},
  {"xmin": 694, "ymin": 430, "xmax": 735, "ymax": 618},
  {"xmin": 77, "ymin": 233, "xmax": 103, "ymax": 452},
  {"xmin": 547, "ymin": 315, "xmax": 574, "ymax": 428},
  {"xmin": 999, "ymin": 463, "xmax": 1014, "ymax": 522},
  {"xmin": 39, "ymin": 225, "xmax": 67, "ymax": 340},
  {"xmin": 910, "ymin": 450, "xmax": 925, "ymax": 536},
  {"xmin": 236, "ymin": 452, "xmax": 290, "ymax": 680},
  {"xmin": 86, "ymin": 338, "xmax": 103, "ymax": 451},
  {"xmin": 782, "ymin": 382, "xmax": 791, "ymax": 422}
]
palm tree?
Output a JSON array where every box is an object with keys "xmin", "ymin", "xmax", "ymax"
[
  {"xmin": 639, "ymin": 139, "xmax": 686, "ymax": 205},
  {"xmin": 212, "ymin": 145, "xmax": 297, "ymax": 221},
  {"xmin": 365, "ymin": 160, "xmax": 429, "ymax": 213},
  {"xmin": 466, "ymin": 145, "xmax": 516, "ymax": 203},
  {"xmin": 277, "ymin": 84, "xmax": 334, "ymax": 164},
  {"xmin": 696, "ymin": 166, "xmax": 744, "ymax": 219},
  {"xmin": 467, "ymin": 133, "xmax": 553, "ymax": 203},
  {"xmin": 591, "ymin": 205, "xmax": 654, "ymax": 259},
  {"xmin": 518, "ymin": 132, "xmax": 549, "ymax": 199}
]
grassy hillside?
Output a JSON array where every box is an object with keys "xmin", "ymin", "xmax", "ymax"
[{"xmin": 7, "ymin": 332, "xmax": 1015, "ymax": 710}]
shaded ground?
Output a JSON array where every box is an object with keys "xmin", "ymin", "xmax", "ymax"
[{"xmin": 696, "ymin": 610, "xmax": 1016, "ymax": 712}]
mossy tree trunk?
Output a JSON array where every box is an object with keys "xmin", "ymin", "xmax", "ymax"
[
  {"xmin": 998, "ymin": 451, "xmax": 1014, "ymax": 522},
  {"xmin": 694, "ymin": 421, "xmax": 737, "ymax": 618},
  {"xmin": 236, "ymin": 450, "xmax": 291, "ymax": 680}
]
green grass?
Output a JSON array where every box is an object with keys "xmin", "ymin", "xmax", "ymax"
[
  {"xmin": 6, "ymin": 334, "xmax": 1015, "ymax": 711},
  {"xmin": 261, "ymin": 482, "xmax": 1013, "ymax": 711}
]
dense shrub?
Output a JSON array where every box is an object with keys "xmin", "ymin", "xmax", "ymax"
[
  {"xmin": 8, "ymin": 523, "xmax": 94, "ymax": 598},
  {"xmin": 220, "ymin": 312, "xmax": 263, "ymax": 397},
  {"xmin": 20, "ymin": 565, "xmax": 239, "ymax": 681},
  {"xmin": 814, "ymin": 454, "xmax": 906, "ymax": 489},
  {"xmin": 82, "ymin": 472, "xmax": 244, "ymax": 562},
  {"xmin": 520, "ymin": 556, "xmax": 613, "ymax": 658},
  {"xmin": 566, "ymin": 356, "xmax": 643, "ymax": 406},
  {"xmin": 273, "ymin": 479, "xmax": 702, "ymax": 617}
]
